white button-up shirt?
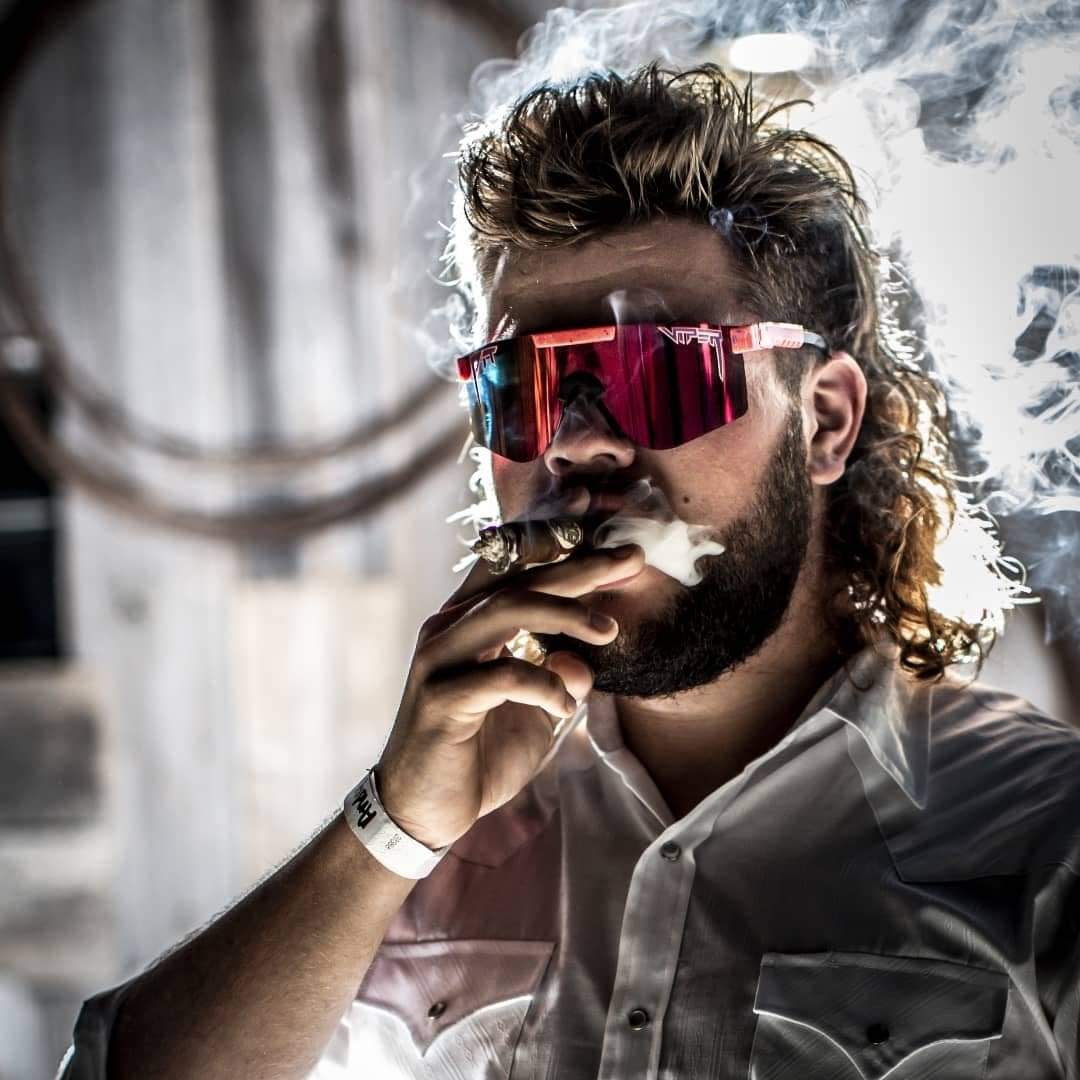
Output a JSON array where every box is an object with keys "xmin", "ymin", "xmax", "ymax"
[{"xmin": 58, "ymin": 646, "xmax": 1080, "ymax": 1079}]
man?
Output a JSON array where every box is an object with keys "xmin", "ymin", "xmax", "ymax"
[{"xmin": 59, "ymin": 64, "xmax": 1079, "ymax": 1080}]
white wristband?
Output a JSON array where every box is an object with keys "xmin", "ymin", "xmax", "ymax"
[{"xmin": 342, "ymin": 768, "xmax": 450, "ymax": 880}]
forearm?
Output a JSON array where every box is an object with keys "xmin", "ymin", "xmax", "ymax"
[{"xmin": 107, "ymin": 813, "xmax": 416, "ymax": 1080}]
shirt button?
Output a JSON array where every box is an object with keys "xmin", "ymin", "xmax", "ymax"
[
  {"xmin": 627, "ymin": 1007, "xmax": 650, "ymax": 1030},
  {"xmin": 866, "ymin": 1022, "xmax": 890, "ymax": 1044},
  {"xmin": 659, "ymin": 841, "xmax": 681, "ymax": 861},
  {"xmin": 428, "ymin": 1001, "xmax": 447, "ymax": 1020}
]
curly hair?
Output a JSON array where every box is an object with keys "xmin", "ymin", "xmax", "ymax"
[{"xmin": 449, "ymin": 62, "xmax": 1008, "ymax": 680}]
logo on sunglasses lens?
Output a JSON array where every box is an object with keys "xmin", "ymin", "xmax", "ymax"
[
  {"xmin": 476, "ymin": 344, "xmax": 500, "ymax": 368},
  {"xmin": 657, "ymin": 325, "xmax": 722, "ymax": 350}
]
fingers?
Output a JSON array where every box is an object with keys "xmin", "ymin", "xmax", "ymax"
[
  {"xmin": 513, "ymin": 544, "xmax": 645, "ymax": 599},
  {"xmin": 543, "ymin": 650, "xmax": 595, "ymax": 703},
  {"xmin": 426, "ymin": 656, "xmax": 580, "ymax": 726},
  {"xmin": 420, "ymin": 588, "xmax": 620, "ymax": 670},
  {"xmin": 421, "ymin": 543, "xmax": 643, "ymax": 650},
  {"xmin": 446, "ymin": 542, "xmax": 645, "ymax": 612}
]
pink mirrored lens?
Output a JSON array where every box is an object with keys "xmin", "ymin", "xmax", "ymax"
[{"xmin": 458, "ymin": 323, "xmax": 748, "ymax": 462}]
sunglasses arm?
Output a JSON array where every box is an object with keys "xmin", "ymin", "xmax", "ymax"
[{"xmin": 729, "ymin": 322, "xmax": 828, "ymax": 354}]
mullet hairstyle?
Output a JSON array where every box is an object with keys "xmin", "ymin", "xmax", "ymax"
[{"xmin": 448, "ymin": 62, "xmax": 1009, "ymax": 680}]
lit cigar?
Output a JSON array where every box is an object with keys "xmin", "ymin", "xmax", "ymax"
[{"xmin": 471, "ymin": 518, "xmax": 585, "ymax": 575}]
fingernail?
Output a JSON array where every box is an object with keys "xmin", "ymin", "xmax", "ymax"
[{"xmin": 590, "ymin": 611, "xmax": 617, "ymax": 631}]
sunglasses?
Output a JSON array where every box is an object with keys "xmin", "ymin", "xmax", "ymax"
[{"xmin": 455, "ymin": 321, "xmax": 828, "ymax": 463}]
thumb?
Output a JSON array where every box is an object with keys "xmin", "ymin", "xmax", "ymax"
[{"xmin": 542, "ymin": 651, "xmax": 594, "ymax": 705}]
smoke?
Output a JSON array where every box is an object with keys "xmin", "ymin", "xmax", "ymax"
[
  {"xmin": 592, "ymin": 477, "xmax": 727, "ymax": 585},
  {"xmin": 434, "ymin": 0, "xmax": 1079, "ymax": 640}
]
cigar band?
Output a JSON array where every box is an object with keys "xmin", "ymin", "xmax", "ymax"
[
  {"xmin": 545, "ymin": 519, "xmax": 585, "ymax": 550},
  {"xmin": 342, "ymin": 768, "xmax": 450, "ymax": 879}
]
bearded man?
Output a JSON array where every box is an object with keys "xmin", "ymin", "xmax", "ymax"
[{"xmin": 61, "ymin": 64, "xmax": 1079, "ymax": 1080}]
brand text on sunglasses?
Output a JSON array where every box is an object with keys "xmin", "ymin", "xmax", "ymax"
[{"xmin": 656, "ymin": 325, "xmax": 722, "ymax": 349}]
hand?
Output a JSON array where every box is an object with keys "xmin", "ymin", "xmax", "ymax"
[{"xmin": 374, "ymin": 541, "xmax": 645, "ymax": 851}]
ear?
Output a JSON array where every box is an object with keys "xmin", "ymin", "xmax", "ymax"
[{"xmin": 806, "ymin": 351, "xmax": 867, "ymax": 486}]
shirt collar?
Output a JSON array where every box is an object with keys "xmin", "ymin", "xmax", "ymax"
[
  {"xmin": 815, "ymin": 644, "xmax": 931, "ymax": 809},
  {"xmin": 585, "ymin": 643, "xmax": 930, "ymax": 811}
]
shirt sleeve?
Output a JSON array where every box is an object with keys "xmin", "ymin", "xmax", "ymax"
[
  {"xmin": 1036, "ymin": 863, "xmax": 1080, "ymax": 1080},
  {"xmin": 53, "ymin": 976, "xmax": 140, "ymax": 1080}
]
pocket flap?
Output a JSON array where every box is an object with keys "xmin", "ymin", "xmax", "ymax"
[
  {"xmin": 753, "ymin": 951, "xmax": 1008, "ymax": 1079},
  {"xmin": 358, "ymin": 939, "xmax": 554, "ymax": 1054}
]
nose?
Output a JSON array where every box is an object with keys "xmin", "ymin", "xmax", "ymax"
[{"xmin": 542, "ymin": 386, "xmax": 636, "ymax": 477}]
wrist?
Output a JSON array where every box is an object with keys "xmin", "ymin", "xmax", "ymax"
[
  {"xmin": 342, "ymin": 768, "xmax": 450, "ymax": 880},
  {"xmin": 374, "ymin": 766, "xmax": 459, "ymax": 851}
]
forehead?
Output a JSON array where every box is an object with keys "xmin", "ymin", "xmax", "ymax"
[{"xmin": 482, "ymin": 217, "xmax": 757, "ymax": 340}]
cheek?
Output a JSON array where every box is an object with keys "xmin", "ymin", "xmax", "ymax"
[
  {"xmin": 646, "ymin": 419, "xmax": 772, "ymax": 521},
  {"xmin": 490, "ymin": 457, "xmax": 541, "ymax": 521}
]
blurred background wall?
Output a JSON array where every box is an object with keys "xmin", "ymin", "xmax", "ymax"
[
  {"xmin": 0, "ymin": 2, "xmax": 550, "ymax": 1074},
  {"xmin": 0, "ymin": 1, "xmax": 1073, "ymax": 1077}
]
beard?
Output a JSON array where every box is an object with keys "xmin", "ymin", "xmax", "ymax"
[{"xmin": 532, "ymin": 408, "xmax": 813, "ymax": 697}]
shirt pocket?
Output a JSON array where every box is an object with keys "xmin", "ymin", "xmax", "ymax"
[
  {"xmin": 748, "ymin": 950, "xmax": 1008, "ymax": 1080},
  {"xmin": 342, "ymin": 938, "xmax": 555, "ymax": 1079}
]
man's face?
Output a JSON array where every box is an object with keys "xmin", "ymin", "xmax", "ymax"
[{"xmin": 480, "ymin": 218, "xmax": 818, "ymax": 697}]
